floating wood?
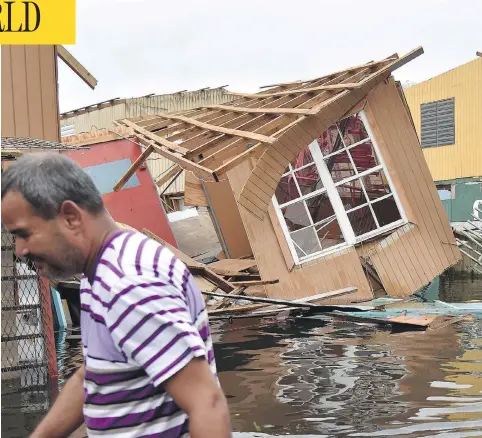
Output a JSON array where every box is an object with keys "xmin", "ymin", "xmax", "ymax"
[{"xmin": 202, "ymin": 288, "xmax": 355, "ymax": 309}]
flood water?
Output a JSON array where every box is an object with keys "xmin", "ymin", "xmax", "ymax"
[{"xmin": 2, "ymin": 272, "xmax": 482, "ymax": 437}]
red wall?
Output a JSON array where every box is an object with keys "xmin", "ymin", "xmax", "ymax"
[{"xmin": 62, "ymin": 139, "xmax": 177, "ymax": 247}]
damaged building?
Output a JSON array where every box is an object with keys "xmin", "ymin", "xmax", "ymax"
[{"xmin": 111, "ymin": 46, "xmax": 461, "ymax": 304}]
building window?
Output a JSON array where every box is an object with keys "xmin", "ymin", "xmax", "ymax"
[
  {"xmin": 273, "ymin": 110, "xmax": 406, "ymax": 264},
  {"xmin": 420, "ymin": 98, "xmax": 455, "ymax": 148}
]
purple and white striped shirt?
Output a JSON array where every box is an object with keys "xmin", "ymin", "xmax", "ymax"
[{"xmin": 80, "ymin": 230, "xmax": 217, "ymax": 437}]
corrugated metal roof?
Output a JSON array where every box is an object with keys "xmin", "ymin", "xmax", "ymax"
[{"xmin": 60, "ymin": 88, "xmax": 235, "ymax": 194}]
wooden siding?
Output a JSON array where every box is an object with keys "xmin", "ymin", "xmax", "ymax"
[
  {"xmin": 224, "ymin": 79, "xmax": 460, "ymax": 300},
  {"xmin": 360, "ymin": 79, "xmax": 461, "ymax": 297},
  {"xmin": 404, "ymin": 57, "xmax": 482, "ymax": 181},
  {"xmin": 227, "ymin": 160, "xmax": 373, "ymax": 304},
  {"xmin": 1, "ymin": 45, "xmax": 60, "ymax": 141}
]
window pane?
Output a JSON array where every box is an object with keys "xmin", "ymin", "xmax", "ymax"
[
  {"xmin": 337, "ymin": 178, "xmax": 368, "ymax": 211},
  {"xmin": 325, "ymin": 151, "xmax": 356, "ymax": 183},
  {"xmin": 362, "ymin": 169, "xmax": 392, "ymax": 201},
  {"xmin": 293, "ymin": 147, "xmax": 314, "ymax": 169},
  {"xmin": 275, "ymin": 173, "xmax": 300, "ymax": 205},
  {"xmin": 305, "ymin": 192, "xmax": 333, "ymax": 224},
  {"xmin": 348, "ymin": 140, "xmax": 379, "ymax": 173},
  {"xmin": 317, "ymin": 124, "xmax": 341, "ymax": 156},
  {"xmin": 290, "ymin": 227, "xmax": 321, "ymax": 258},
  {"xmin": 315, "ymin": 216, "xmax": 345, "ymax": 250},
  {"xmin": 294, "ymin": 164, "xmax": 323, "ymax": 196},
  {"xmin": 347, "ymin": 206, "xmax": 377, "ymax": 236},
  {"xmin": 337, "ymin": 113, "xmax": 369, "ymax": 146},
  {"xmin": 371, "ymin": 196, "xmax": 402, "ymax": 227},
  {"xmin": 281, "ymin": 200, "xmax": 311, "ymax": 232}
]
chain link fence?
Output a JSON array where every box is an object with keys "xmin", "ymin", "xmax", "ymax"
[{"xmin": 1, "ymin": 227, "xmax": 56, "ymax": 414}]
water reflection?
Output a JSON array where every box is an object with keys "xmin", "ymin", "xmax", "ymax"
[
  {"xmin": 2, "ymin": 275, "xmax": 482, "ymax": 438},
  {"xmin": 215, "ymin": 314, "xmax": 482, "ymax": 437}
]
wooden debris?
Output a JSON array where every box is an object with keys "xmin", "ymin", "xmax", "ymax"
[
  {"xmin": 230, "ymin": 279, "xmax": 279, "ymax": 287},
  {"xmin": 202, "ymin": 287, "xmax": 356, "ymax": 309},
  {"xmin": 207, "ymin": 259, "xmax": 258, "ymax": 276},
  {"xmin": 143, "ymin": 228, "xmax": 234, "ymax": 293}
]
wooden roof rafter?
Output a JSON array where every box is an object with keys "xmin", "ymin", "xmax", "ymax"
[{"xmin": 112, "ymin": 47, "xmax": 423, "ymax": 207}]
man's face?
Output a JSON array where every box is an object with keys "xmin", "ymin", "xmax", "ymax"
[{"xmin": 1, "ymin": 191, "xmax": 86, "ymax": 280}]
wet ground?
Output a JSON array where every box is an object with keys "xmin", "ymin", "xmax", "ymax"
[{"xmin": 2, "ymin": 272, "xmax": 482, "ymax": 437}]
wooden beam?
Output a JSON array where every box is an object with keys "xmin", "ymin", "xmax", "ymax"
[
  {"xmin": 142, "ymin": 230, "xmax": 235, "ymax": 293},
  {"xmin": 230, "ymin": 279, "xmax": 279, "ymax": 287},
  {"xmin": 113, "ymin": 144, "xmax": 154, "ymax": 191},
  {"xmin": 205, "ymin": 104, "xmax": 312, "ymax": 116},
  {"xmin": 155, "ymin": 164, "xmax": 183, "ymax": 187},
  {"xmin": 57, "ymin": 45, "xmax": 98, "ymax": 90},
  {"xmin": 202, "ymin": 289, "xmax": 357, "ymax": 309},
  {"xmin": 136, "ymin": 135, "xmax": 216, "ymax": 181},
  {"xmin": 359, "ymin": 47, "xmax": 424, "ymax": 85},
  {"xmin": 228, "ymin": 83, "xmax": 362, "ymax": 99},
  {"xmin": 120, "ymin": 119, "xmax": 189, "ymax": 155},
  {"xmin": 155, "ymin": 114, "xmax": 277, "ymax": 145},
  {"xmin": 213, "ymin": 117, "xmax": 305, "ymax": 176},
  {"xmin": 143, "ymin": 229, "xmax": 203, "ymax": 268}
]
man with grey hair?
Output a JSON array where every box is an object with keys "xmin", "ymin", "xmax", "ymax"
[{"xmin": 2, "ymin": 153, "xmax": 231, "ymax": 438}]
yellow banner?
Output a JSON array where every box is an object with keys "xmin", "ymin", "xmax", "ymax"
[{"xmin": 0, "ymin": 0, "xmax": 75, "ymax": 44}]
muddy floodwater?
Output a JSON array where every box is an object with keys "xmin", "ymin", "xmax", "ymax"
[{"xmin": 2, "ymin": 272, "xmax": 482, "ymax": 437}]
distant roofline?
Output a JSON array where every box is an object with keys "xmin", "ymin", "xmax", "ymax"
[{"xmin": 60, "ymin": 85, "xmax": 230, "ymax": 119}]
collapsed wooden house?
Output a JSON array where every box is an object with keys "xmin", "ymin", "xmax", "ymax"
[{"xmin": 113, "ymin": 46, "xmax": 461, "ymax": 304}]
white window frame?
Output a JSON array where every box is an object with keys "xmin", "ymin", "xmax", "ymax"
[{"xmin": 273, "ymin": 110, "xmax": 407, "ymax": 265}]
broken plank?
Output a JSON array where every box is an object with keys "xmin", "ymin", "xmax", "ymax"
[
  {"xmin": 143, "ymin": 229, "xmax": 203, "ymax": 268},
  {"xmin": 208, "ymin": 259, "xmax": 258, "ymax": 275},
  {"xmin": 136, "ymin": 136, "xmax": 216, "ymax": 181},
  {"xmin": 208, "ymin": 287, "xmax": 357, "ymax": 315},
  {"xmin": 202, "ymin": 290, "xmax": 328, "ymax": 309},
  {"xmin": 120, "ymin": 119, "xmax": 189, "ymax": 155},
  {"xmin": 189, "ymin": 266, "xmax": 235, "ymax": 293},
  {"xmin": 143, "ymin": 228, "xmax": 235, "ymax": 293},
  {"xmin": 157, "ymin": 114, "xmax": 277, "ymax": 145},
  {"xmin": 114, "ymin": 144, "xmax": 154, "ymax": 191},
  {"xmin": 193, "ymin": 276, "xmax": 218, "ymax": 292},
  {"xmin": 230, "ymin": 279, "xmax": 279, "ymax": 287},
  {"xmin": 57, "ymin": 45, "xmax": 98, "ymax": 90},
  {"xmin": 155, "ymin": 164, "xmax": 183, "ymax": 187}
]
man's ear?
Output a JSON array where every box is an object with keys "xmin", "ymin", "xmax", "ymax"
[{"xmin": 58, "ymin": 200, "xmax": 83, "ymax": 230}]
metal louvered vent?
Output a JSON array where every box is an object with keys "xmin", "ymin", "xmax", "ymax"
[{"xmin": 420, "ymin": 98, "xmax": 455, "ymax": 148}]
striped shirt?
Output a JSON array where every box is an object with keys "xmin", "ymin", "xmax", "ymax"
[{"xmin": 80, "ymin": 230, "xmax": 217, "ymax": 437}]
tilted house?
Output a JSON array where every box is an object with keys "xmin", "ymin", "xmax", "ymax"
[{"xmin": 114, "ymin": 47, "xmax": 461, "ymax": 304}]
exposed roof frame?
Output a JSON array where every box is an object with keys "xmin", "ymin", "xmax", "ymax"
[
  {"xmin": 112, "ymin": 47, "xmax": 424, "ymax": 209},
  {"xmin": 57, "ymin": 45, "xmax": 98, "ymax": 90}
]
